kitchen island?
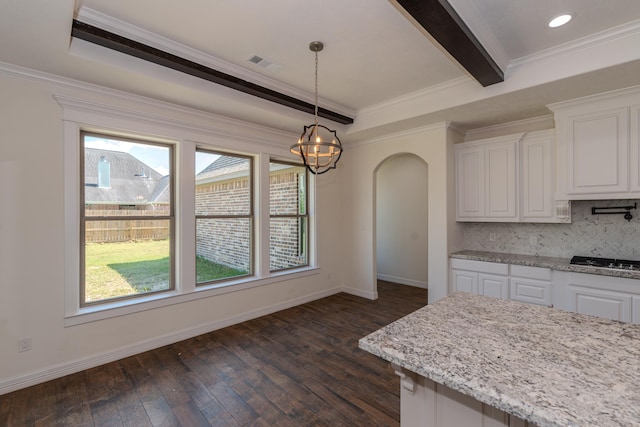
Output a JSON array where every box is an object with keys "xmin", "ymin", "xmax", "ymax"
[{"xmin": 359, "ymin": 292, "xmax": 640, "ymax": 427}]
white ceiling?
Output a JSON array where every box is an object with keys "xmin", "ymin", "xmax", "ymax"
[{"xmin": 2, "ymin": 0, "xmax": 640, "ymax": 142}]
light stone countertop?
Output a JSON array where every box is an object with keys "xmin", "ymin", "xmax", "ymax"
[
  {"xmin": 359, "ymin": 292, "xmax": 640, "ymax": 427},
  {"xmin": 451, "ymin": 250, "xmax": 640, "ymax": 280}
]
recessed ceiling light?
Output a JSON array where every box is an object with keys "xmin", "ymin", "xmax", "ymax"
[{"xmin": 548, "ymin": 14, "xmax": 572, "ymax": 28}]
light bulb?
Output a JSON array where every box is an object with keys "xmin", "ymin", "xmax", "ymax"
[{"xmin": 548, "ymin": 14, "xmax": 572, "ymax": 28}]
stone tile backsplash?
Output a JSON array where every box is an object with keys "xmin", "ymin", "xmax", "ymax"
[{"xmin": 463, "ymin": 199, "xmax": 640, "ymax": 259}]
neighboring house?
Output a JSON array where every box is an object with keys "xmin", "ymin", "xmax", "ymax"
[{"xmin": 84, "ymin": 148, "xmax": 170, "ymax": 242}]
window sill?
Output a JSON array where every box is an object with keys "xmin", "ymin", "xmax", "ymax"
[{"xmin": 64, "ymin": 267, "xmax": 320, "ymax": 327}]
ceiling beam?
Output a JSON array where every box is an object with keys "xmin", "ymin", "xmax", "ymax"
[
  {"xmin": 394, "ymin": 0, "xmax": 504, "ymax": 87},
  {"xmin": 71, "ymin": 20, "xmax": 354, "ymax": 125}
]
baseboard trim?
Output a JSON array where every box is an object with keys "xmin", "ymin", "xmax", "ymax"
[
  {"xmin": 377, "ymin": 274, "xmax": 428, "ymax": 289},
  {"xmin": 343, "ymin": 286, "xmax": 377, "ymax": 300},
  {"xmin": 0, "ymin": 286, "xmax": 341, "ymax": 395}
]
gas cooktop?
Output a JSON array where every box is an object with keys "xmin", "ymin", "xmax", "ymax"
[{"xmin": 570, "ymin": 256, "xmax": 640, "ymax": 270}]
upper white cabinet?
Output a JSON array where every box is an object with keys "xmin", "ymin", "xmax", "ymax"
[
  {"xmin": 631, "ymin": 105, "xmax": 640, "ymax": 193},
  {"xmin": 456, "ymin": 130, "xmax": 569, "ymax": 223},
  {"xmin": 456, "ymin": 134, "xmax": 520, "ymax": 222},
  {"xmin": 520, "ymin": 130, "xmax": 557, "ymax": 222},
  {"xmin": 549, "ymin": 86, "xmax": 640, "ymax": 200}
]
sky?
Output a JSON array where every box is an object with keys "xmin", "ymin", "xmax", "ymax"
[{"xmin": 85, "ymin": 135, "xmax": 218, "ymax": 175}]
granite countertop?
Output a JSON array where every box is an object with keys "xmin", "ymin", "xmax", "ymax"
[
  {"xmin": 451, "ymin": 250, "xmax": 640, "ymax": 280},
  {"xmin": 359, "ymin": 292, "xmax": 640, "ymax": 427}
]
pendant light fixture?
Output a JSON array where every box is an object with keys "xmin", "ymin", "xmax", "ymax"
[{"xmin": 290, "ymin": 41, "xmax": 343, "ymax": 175}]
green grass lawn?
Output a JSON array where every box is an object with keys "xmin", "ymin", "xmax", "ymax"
[{"xmin": 85, "ymin": 239, "xmax": 246, "ymax": 303}]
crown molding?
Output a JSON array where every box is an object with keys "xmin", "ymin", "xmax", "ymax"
[
  {"xmin": 348, "ymin": 122, "xmax": 450, "ymax": 148},
  {"xmin": 463, "ymin": 115, "xmax": 554, "ymax": 140},
  {"xmin": 359, "ymin": 76, "xmax": 472, "ymax": 115},
  {"xmin": 509, "ymin": 19, "xmax": 640, "ymax": 69},
  {"xmin": 0, "ymin": 60, "xmax": 296, "ymax": 148}
]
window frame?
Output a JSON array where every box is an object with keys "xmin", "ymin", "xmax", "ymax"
[
  {"xmin": 195, "ymin": 148, "xmax": 254, "ymax": 286},
  {"xmin": 80, "ymin": 131, "xmax": 176, "ymax": 307},
  {"xmin": 269, "ymin": 159, "xmax": 309, "ymax": 272}
]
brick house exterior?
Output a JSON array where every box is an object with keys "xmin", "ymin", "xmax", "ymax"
[{"xmin": 196, "ymin": 156, "xmax": 306, "ymax": 273}]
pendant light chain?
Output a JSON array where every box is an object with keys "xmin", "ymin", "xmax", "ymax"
[{"xmin": 314, "ymin": 49, "xmax": 319, "ymax": 130}]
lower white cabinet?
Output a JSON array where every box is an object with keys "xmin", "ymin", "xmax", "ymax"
[
  {"xmin": 452, "ymin": 269, "xmax": 478, "ymax": 294},
  {"xmin": 451, "ymin": 259, "xmax": 508, "ymax": 299},
  {"xmin": 509, "ymin": 265, "xmax": 553, "ymax": 307},
  {"xmin": 450, "ymin": 258, "xmax": 640, "ymax": 322},
  {"xmin": 568, "ymin": 286, "xmax": 632, "ymax": 322},
  {"xmin": 554, "ymin": 272, "xmax": 640, "ymax": 323},
  {"xmin": 479, "ymin": 274, "xmax": 509, "ymax": 299},
  {"xmin": 451, "ymin": 259, "xmax": 548, "ymax": 304}
]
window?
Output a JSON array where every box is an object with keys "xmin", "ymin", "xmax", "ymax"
[
  {"xmin": 60, "ymin": 91, "xmax": 318, "ymax": 324},
  {"xmin": 81, "ymin": 132, "xmax": 174, "ymax": 306},
  {"xmin": 195, "ymin": 150, "xmax": 253, "ymax": 285},
  {"xmin": 269, "ymin": 161, "xmax": 308, "ymax": 271}
]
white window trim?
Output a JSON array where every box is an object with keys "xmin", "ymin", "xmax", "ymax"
[{"xmin": 57, "ymin": 91, "xmax": 318, "ymax": 327}]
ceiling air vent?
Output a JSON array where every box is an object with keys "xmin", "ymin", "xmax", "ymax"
[{"xmin": 245, "ymin": 54, "xmax": 284, "ymax": 72}]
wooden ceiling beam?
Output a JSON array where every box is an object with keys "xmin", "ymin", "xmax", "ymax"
[
  {"xmin": 394, "ymin": 0, "xmax": 504, "ymax": 87},
  {"xmin": 71, "ymin": 20, "xmax": 354, "ymax": 125}
]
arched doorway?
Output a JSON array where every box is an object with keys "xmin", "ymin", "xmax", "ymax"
[{"xmin": 375, "ymin": 153, "xmax": 428, "ymax": 294}]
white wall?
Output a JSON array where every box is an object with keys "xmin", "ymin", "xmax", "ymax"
[
  {"xmin": 376, "ymin": 154, "xmax": 428, "ymax": 288},
  {"xmin": 0, "ymin": 71, "xmax": 344, "ymax": 394},
  {"xmin": 341, "ymin": 124, "xmax": 463, "ymax": 303}
]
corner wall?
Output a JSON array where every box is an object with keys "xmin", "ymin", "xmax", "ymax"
[{"xmin": 341, "ymin": 124, "xmax": 463, "ymax": 303}]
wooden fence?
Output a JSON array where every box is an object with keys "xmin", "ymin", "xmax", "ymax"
[{"xmin": 85, "ymin": 209, "xmax": 170, "ymax": 243}]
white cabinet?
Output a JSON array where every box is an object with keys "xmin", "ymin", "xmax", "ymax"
[
  {"xmin": 451, "ymin": 259, "xmax": 508, "ymax": 299},
  {"xmin": 509, "ymin": 265, "xmax": 552, "ymax": 307},
  {"xmin": 451, "ymin": 269, "xmax": 478, "ymax": 294},
  {"xmin": 569, "ymin": 287, "xmax": 632, "ymax": 323},
  {"xmin": 456, "ymin": 135, "xmax": 519, "ymax": 221},
  {"xmin": 630, "ymin": 105, "xmax": 640, "ymax": 193},
  {"xmin": 520, "ymin": 130, "xmax": 555, "ymax": 221},
  {"xmin": 479, "ymin": 274, "xmax": 509, "ymax": 299},
  {"xmin": 549, "ymin": 86, "xmax": 640, "ymax": 200},
  {"xmin": 456, "ymin": 131, "xmax": 569, "ymax": 223},
  {"xmin": 566, "ymin": 107, "xmax": 628, "ymax": 195},
  {"xmin": 556, "ymin": 272, "xmax": 640, "ymax": 323},
  {"xmin": 451, "ymin": 258, "xmax": 640, "ymax": 323}
]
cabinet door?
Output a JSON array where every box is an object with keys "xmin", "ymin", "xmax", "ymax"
[
  {"xmin": 456, "ymin": 146, "xmax": 485, "ymax": 219},
  {"xmin": 479, "ymin": 274, "xmax": 509, "ymax": 299},
  {"xmin": 521, "ymin": 131, "xmax": 554, "ymax": 220},
  {"xmin": 509, "ymin": 277, "xmax": 552, "ymax": 306},
  {"xmin": 485, "ymin": 141, "xmax": 517, "ymax": 219},
  {"xmin": 451, "ymin": 270, "xmax": 478, "ymax": 294},
  {"xmin": 633, "ymin": 296, "xmax": 640, "ymax": 324},
  {"xmin": 567, "ymin": 107, "xmax": 629, "ymax": 195},
  {"xmin": 569, "ymin": 286, "xmax": 632, "ymax": 322},
  {"xmin": 630, "ymin": 105, "xmax": 640, "ymax": 193}
]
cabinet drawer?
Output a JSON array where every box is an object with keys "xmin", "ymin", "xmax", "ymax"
[
  {"xmin": 510, "ymin": 265, "xmax": 552, "ymax": 281},
  {"xmin": 450, "ymin": 259, "xmax": 508, "ymax": 275},
  {"xmin": 509, "ymin": 278, "xmax": 552, "ymax": 306}
]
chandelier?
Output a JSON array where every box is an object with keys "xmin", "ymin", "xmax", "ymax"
[{"xmin": 290, "ymin": 41, "xmax": 343, "ymax": 175}]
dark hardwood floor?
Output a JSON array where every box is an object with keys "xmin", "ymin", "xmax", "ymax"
[{"xmin": 1, "ymin": 281, "xmax": 428, "ymax": 426}]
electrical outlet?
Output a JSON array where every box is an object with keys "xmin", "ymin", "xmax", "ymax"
[
  {"xmin": 18, "ymin": 337, "xmax": 31, "ymax": 352},
  {"xmin": 489, "ymin": 233, "xmax": 497, "ymax": 242}
]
